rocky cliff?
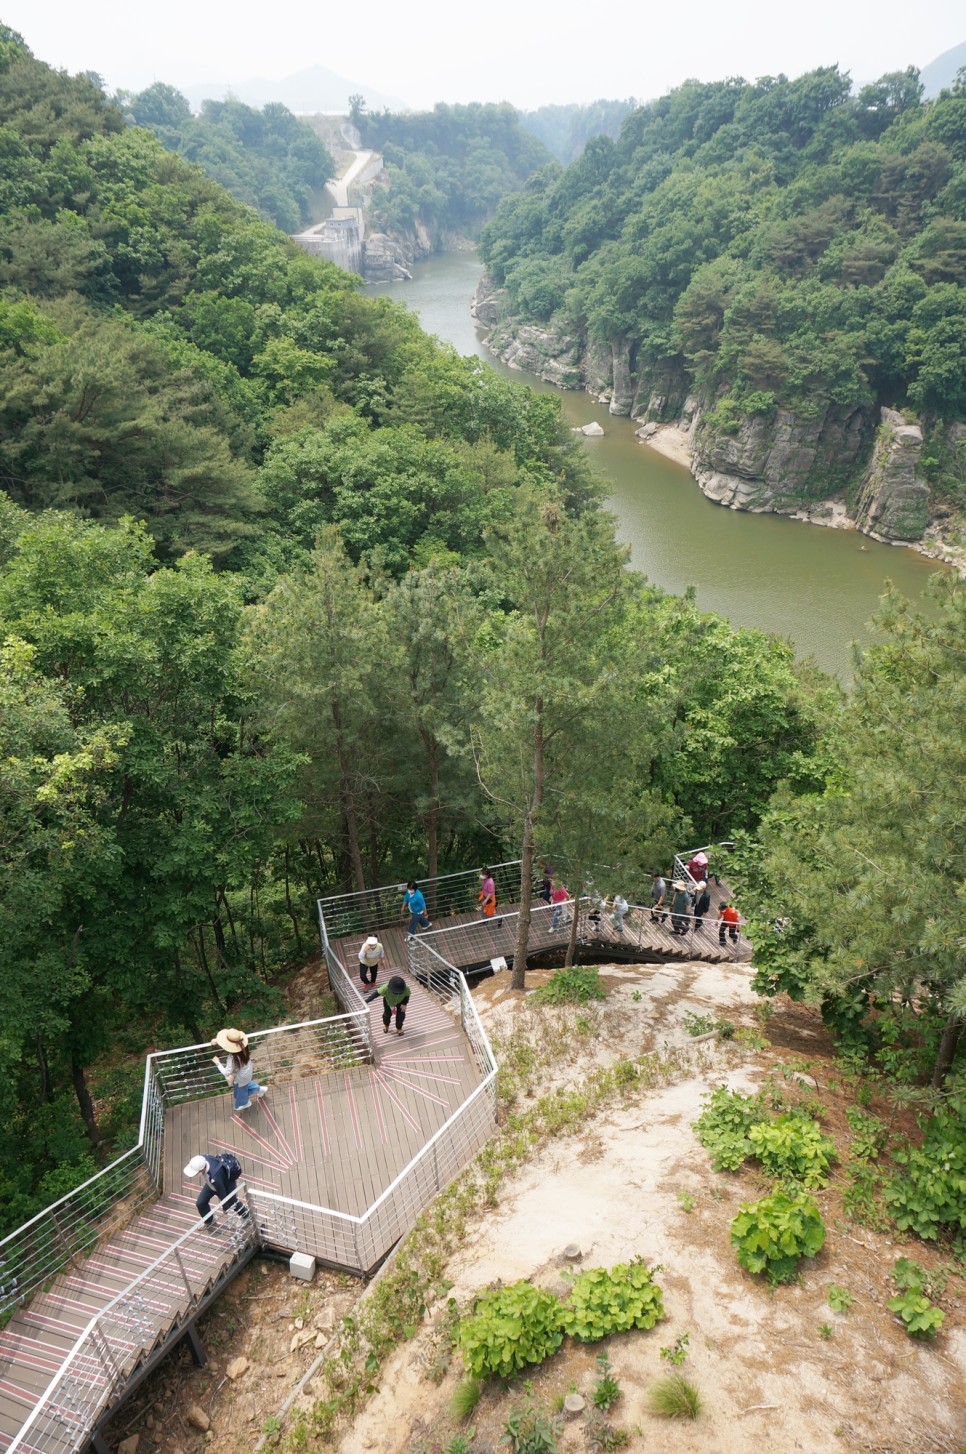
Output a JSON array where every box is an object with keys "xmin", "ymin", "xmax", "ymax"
[{"xmin": 852, "ymin": 409, "xmax": 928, "ymax": 541}]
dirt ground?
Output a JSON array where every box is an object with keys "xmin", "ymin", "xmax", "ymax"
[{"xmin": 104, "ymin": 959, "xmax": 966, "ymax": 1454}]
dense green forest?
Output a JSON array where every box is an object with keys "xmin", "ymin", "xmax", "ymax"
[
  {"xmin": 520, "ymin": 99, "xmax": 637, "ymax": 165},
  {"xmin": 0, "ymin": 27, "xmax": 964, "ymax": 1250},
  {"xmin": 480, "ymin": 65, "xmax": 966, "ymax": 507},
  {"xmin": 116, "ymin": 83, "xmax": 335, "ymax": 233},
  {"xmin": 351, "ymin": 99, "xmax": 551, "ymax": 236}
]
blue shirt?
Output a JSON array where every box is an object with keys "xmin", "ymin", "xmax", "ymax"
[{"xmin": 404, "ymin": 887, "xmax": 426, "ymax": 915}]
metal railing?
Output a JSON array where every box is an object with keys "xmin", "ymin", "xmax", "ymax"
[
  {"xmin": 8, "ymin": 1216, "xmax": 256, "ymax": 1454},
  {"xmin": 317, "ymin": 860, "xmax": 524, "ymax": 945}
]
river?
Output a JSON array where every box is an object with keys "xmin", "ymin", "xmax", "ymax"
[{"xmin": 367, "ymin": 251, "xmax": 943, "ymax": 679}]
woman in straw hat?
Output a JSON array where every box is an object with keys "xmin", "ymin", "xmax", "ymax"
[{"xmin": 211, "ymin": 1028, "xmax": 268, "ymax": 1113}]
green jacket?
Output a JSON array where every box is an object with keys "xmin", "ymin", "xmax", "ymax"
[{"xmin": 368, "ymin": 980, "xmax": 411, "ymax": 1009}]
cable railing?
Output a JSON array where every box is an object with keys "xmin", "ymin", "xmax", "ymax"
[
  {"xmin": 317, "ymin": 860, "xmax": 524, "ymax": 945},
  {"xmin": 8, "ymin": 1216, "xmax": 256, "ymax": 1454}
]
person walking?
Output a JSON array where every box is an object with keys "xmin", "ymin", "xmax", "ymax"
[
  {"xmin": 687, "ymin": 850, "xmax": 710, "ymax": 884},
  {"xmin": 401, "ymin": 881, "xmax": 432, "ymax": 936},
  {"xmin": 183, "ymin": 1152, "xmax": 250, "ymax": 1231},
  {"xmin": 650, "ymin": 871, "xmax": 667, "ymax": 924},
  {"xmin": 211, "ymin": 1028, "xmax": 267, "ymax": 1113},
  {"xmin": 692, "ymin": 880, "xmax": 712, "ymax": 932},
  {"xmin": 478, "ymin": 869, "xmax": 497, "ymax": 919},
  {"xmin": 537, "ymin": 869, "xmax": 553, "ymax": 905},
  {"xmin": 717, "ymin": 902, "xmax": 741, "ymax": 946},
  {"xmin": 670, "ymin": 880, "xmax": 692, "ymax": 936},
  {"xmin": 550, "ymin": 880, "xmax": 569, "ymax": 931},
  {"xmin": 366, "ymin": 973, "xmax": 412, "ymax": 1035},
  {"xmin": 611, "ymin": 893, "xmax": 629, "ymax": 934},
  {"xmin": 357, "ymin": 934, "xmax": 386, "ymax": 986}
]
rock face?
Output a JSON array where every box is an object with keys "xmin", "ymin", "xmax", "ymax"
[
  {"xmin": 361, "ymin": 232, "xmax": 413, "ymax": 283},
  {"xmin": 689, "ymin": 400, "xmax": 872, "ymax": 514},
  {"xmin": 853, "ymin": 408, "xmax": 929, "ymax": 541}
]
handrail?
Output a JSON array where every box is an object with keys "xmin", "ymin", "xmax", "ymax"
[
  {"xmin": 317, "ymin": 859, "xmax": 524, "ymax": 943},
  {"xmin": 9, "ymin": 1215, "xmax": 256, "ymax": 1453}
]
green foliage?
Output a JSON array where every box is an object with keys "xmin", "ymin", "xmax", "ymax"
[
  {"xmin": 747, "ymin": 1113, "xmax": 836, "ymax": 1187},
  {"xmin": 646, "ymin": 1374, "xmax": 702, "ymax": 1420},
  {"xmin": 888, "ymin": 1258, "xmax": 946, "ymax": 1338},
  {"xmin": 501, "ymin": 1398, "xmax": 561, "ymax": 1454},
  {"xmin": 692, "ymin": 1086, "xmax": 763, "ymax": 1171},
  {"xmin": 450, "ymin": 1377, "xmax": 483, "ymax": 1422},
  {"xmin": 675, "ymin": 1191, "xmax": 695, "ymax": 1213},
  {"xmin": 558, "ymin": 1259, "xmax": 665, "ymax": 1342},
  {"xmin": 681, "ymin": 1010, "xmax": 716, "ymax": 1036},
  {"xmin": 730, "ymin": 1190, "xmax": 826, "ymax": 1285},
  {"xmin": 659, "ymin": 1330, "xmax": 691, "ymax": 1366},
  {"xmin": 844, "ymin": 1106, "xmax": 887, "ymax": 1161},
  {"xmin": 827, "ymin": 1284, "xmax": 854, "ymax": 1313},
  {"xmin": 885, "ymin": 1097, "xmax": 966, "ymax": 1241},
  {"xmin": 591, "ymin": 1352, "xmax": 622, "ymax": 1411},
  {"xmin": 531, "ymin": 967, "xmax": 607, "ymax": 1006},
  {"xmin": 458, "ymin": 1282, "xmax": 563, "ymax": 1379}
]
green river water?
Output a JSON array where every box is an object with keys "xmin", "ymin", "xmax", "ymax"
[{"xmin": 368, "ymin": 251, "xmax": 944, "ymax": 679}]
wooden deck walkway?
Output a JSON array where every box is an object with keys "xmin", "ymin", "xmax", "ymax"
[
  {"xmin": 0, "ymin": 987, "xmax": 483, "ymax": 1453},
  {"xmin": 332, "ymin": 877, "xmax": 749, "ymax": 981}
]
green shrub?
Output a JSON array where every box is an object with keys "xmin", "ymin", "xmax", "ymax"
[
  {"xmin": 692, "ymin": 1086, "xmax": 763, "ymax": 1171},
  {"xmin": 730, "ymin": 1190, "xmax": 826, "ymax": 1285},
  {"xmin": 844, "ymin": 1105, "xmax": 886, "ymax": 1161},
  {"xmin": 458, "ymin": 1281, "xmax": 562, "ymax": 1379},
  {"xmin": 531, "ymin": 966, "xmax": 606, "ymax": 1006},
  {"xmin": 502, "ymin": 1398, "xmax": 561, "ymax": 1453},
  {"xmin": 888, "ymin": 1259, "xmax": 945, "ymax": 1339},
  {"xmin": 559, "ymin": 1259, "xmax": 664, "ymax": 1342},
  {"xmin": 827, "ymin": 1284, "xmax": 854, "ymax": 1313},
  {"xmin": 591, "ymin": 1352, "xmax": 621, "ymax": 1411},
  {"xmin": 885, "ymin": 1097, "xmax": 966, "ymax": 1241},
  {"xmin": 747, "ymin": 1114, "xmax": 836, "ymax": 1187},
  {"xmin": 450, "ymin": 1376, "xmax": 483, "ymax": 1421},
  {"xmin": 646, "ymin": 1373, "xmax": 702, "ymax": 1419}
]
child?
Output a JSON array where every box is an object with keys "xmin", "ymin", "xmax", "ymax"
[{"xmin": 211, "ymin": 1028, "xmax": 267, "ymax": 1113}]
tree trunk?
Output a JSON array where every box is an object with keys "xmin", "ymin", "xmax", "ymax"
[
  {"xmin": 282, "ymin": 845, "xmax": 304, "ymax": 954},
  {"xmin": 511, "ymin": 705, "xmax": 544, "ymax": 990},
  {"xmin": 564, "ymin": 882, "xmax": 582, "ymax": 968},
  {"xmin": 36, "ymin": 1037, "xmax": 51, "ymax": 1105},
  {"xmin": 71, "ymin": 1059, "xmax": 102, "ymax": 1148},
  {"xmin": 930, "ymin": 1015, "xmax": 962, "ymax": 1088},
  {"xmin": 195, "ymin": 925, "xmax": 226, "ymax": 1013},
  {"xmin": 331, "ymin": 698, "xmax": 366, "ymax": 891}
]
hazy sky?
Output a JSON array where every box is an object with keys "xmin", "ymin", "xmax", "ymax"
[{"xmin": 7, "ymin": 0, "xmax": 964, "ymax": 110}]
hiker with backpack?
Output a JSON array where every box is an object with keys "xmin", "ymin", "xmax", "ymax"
[{"xmin": 183, "ymin": 1152, "xmax": 250, "ymax": 1231}]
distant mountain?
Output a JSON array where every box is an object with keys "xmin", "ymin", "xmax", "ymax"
[
  {"xmin": 920, "ymin": 40, "xmax": 966, "ymax": 98},
  {"xmin": 181, "ymin": 64, "xmax": 407, "ymax": 116}
]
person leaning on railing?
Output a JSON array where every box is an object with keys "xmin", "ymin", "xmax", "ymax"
[{"xmin": 365, "ymin": 973, "xmax": 412, "ymax": 1036}]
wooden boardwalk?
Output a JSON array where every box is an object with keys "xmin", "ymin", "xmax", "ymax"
[{"xmin": 0, "ymin": 986, "xmax": 483, "ymax": 1453}]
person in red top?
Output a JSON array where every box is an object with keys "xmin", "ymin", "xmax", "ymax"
[
  {"xmin": 717, "ymin": 902, "xmax": 740, "ymax": 946},
  {"xmin": 550, "ymin": 881, "xmax": 569, "ymax": 931}
]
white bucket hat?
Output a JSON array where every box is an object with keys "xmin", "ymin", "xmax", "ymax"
[{"xmin": 183, "ymin": 1155, "xmax": 208, "ymax": 1177}]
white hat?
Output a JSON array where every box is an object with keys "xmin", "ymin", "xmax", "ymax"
[
  {"xmin": 363, "ymin": 935, "xmax": 380, "ymax": 946},
  {"xmin": 184, "ymin": 1155, "xmax": 208, "ymax": 1177},
  {"xmin": 696, "ymin": 880, "xmax": 707, "ymax": 891}
]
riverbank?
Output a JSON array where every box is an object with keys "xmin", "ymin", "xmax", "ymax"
[{"xmin": 640, "ymin": 421, "xmax": 966, "ymax": 579}]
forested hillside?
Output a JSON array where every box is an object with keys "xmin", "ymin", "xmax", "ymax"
[
  {"xmin": 116, "ymin": 83, "xmax": 336, "ymax": 234},
  {"xmin": 478, "ymin": 66, "xmax": 966, "ymax": 538},
  {"xmin": 353, "ymin": 99, "xmax": 551, "ymax": 239},
  {"xmin": 1, "ymin": 26, "xmax": 963, "ymax": 1255},
  {"xmin": 520, "ymin": 98, "xmax": 637, "ymax": 165}
]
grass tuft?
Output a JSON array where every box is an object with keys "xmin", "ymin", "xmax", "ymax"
[
  {"xmin": 450, "ymin": 1375, "xmax": 483, "ymax": 1422},
  {"xmin": 647, "ymin": 1373, "xmax": 702, "ymax": 1420}
]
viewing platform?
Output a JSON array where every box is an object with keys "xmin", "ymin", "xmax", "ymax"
[{"xmin": 0, "ymin": 849, "xmax": 746, "ymax": 1452}]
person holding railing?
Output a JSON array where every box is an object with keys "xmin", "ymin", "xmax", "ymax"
[
  {"xmin": 184, "ymin": 1153, "xmax": 250, "ymax": 1232},
  {"xmin": 211, "ymin": 1028, "xmax": 267, "ymax": 1113},
  {"xmin": 365, "ymin": 973, "xmax": 412, "ymax": 1035},
  {"xmin": 692, "ymin": 880, "xmax": 711, "ymax": 932},
  {"xmin": 670, "ymin": 880, "xmax": 691, "ymax": 935},
  {"xmin": 357, "ymin": 934, "xmax": 386, "ymax": 985},
  {"xmin": 717, "ymin": 902, "xmax": 741, "ymax": 946},
  {"xmin": 401, "ymin": 881, "xmax": 432, "ymax": 936},
  {"xmin": 611, "ymin": 893, "xmax": 629, "ymax": 934}
]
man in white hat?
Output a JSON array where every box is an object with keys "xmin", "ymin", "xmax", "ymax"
[
  {"xmin": 183, "ymin": 1152, "xmax": 249, "ymax": 1231},
  {"xmin": 357, "ymin": 934, "xmax": 386, "ymax": 986}
]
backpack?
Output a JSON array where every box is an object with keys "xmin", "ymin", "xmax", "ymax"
[{"xmin": 216, "ymin": 1152, "xmax": 242, "ymax": 1182}]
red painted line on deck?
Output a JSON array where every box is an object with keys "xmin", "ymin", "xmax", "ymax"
[
  {"xmin": 230, "ymin": 1114, "xmax": 296, "ymax": 1168},
  {"xmin": 251, "ymin": 1103, "xmax": 297, "ymax": 1167},
  {"xmin": 382, "ymin": 1064, "xmax": 463, "ymax": 1087},
  {"xmin": 381, "ymin": 1068, "xmax": 449, "ymax": 1108},
  {"xmin": 367, "ymin": 1069, "xmax": 388, "ymax": 1144},
  {"xmin": 381, "ymin": 1032, "xmax": 461, "ymax": 1059},
  {"xmin": 288, "ymin": 1086, "xmax": 303, "ymax": 1163},
  {"xmin": 211, "ymin": 1138, "xmax": 288, "ymax": 1172},
  {"xmin": 0, "ymin": 1379, "xmax": 38, "ymax": 1406},
  {"xmin": 314, "ymin": 1082, "xmax": 330, "ymax": 1157},
  {"xmin": 372, "ymin": 1070, "xmax": 422, "ymax": 1133},
  {"xmin": 343, "ymin": 1071, "xmax": 363, "ymax": 1151}
]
